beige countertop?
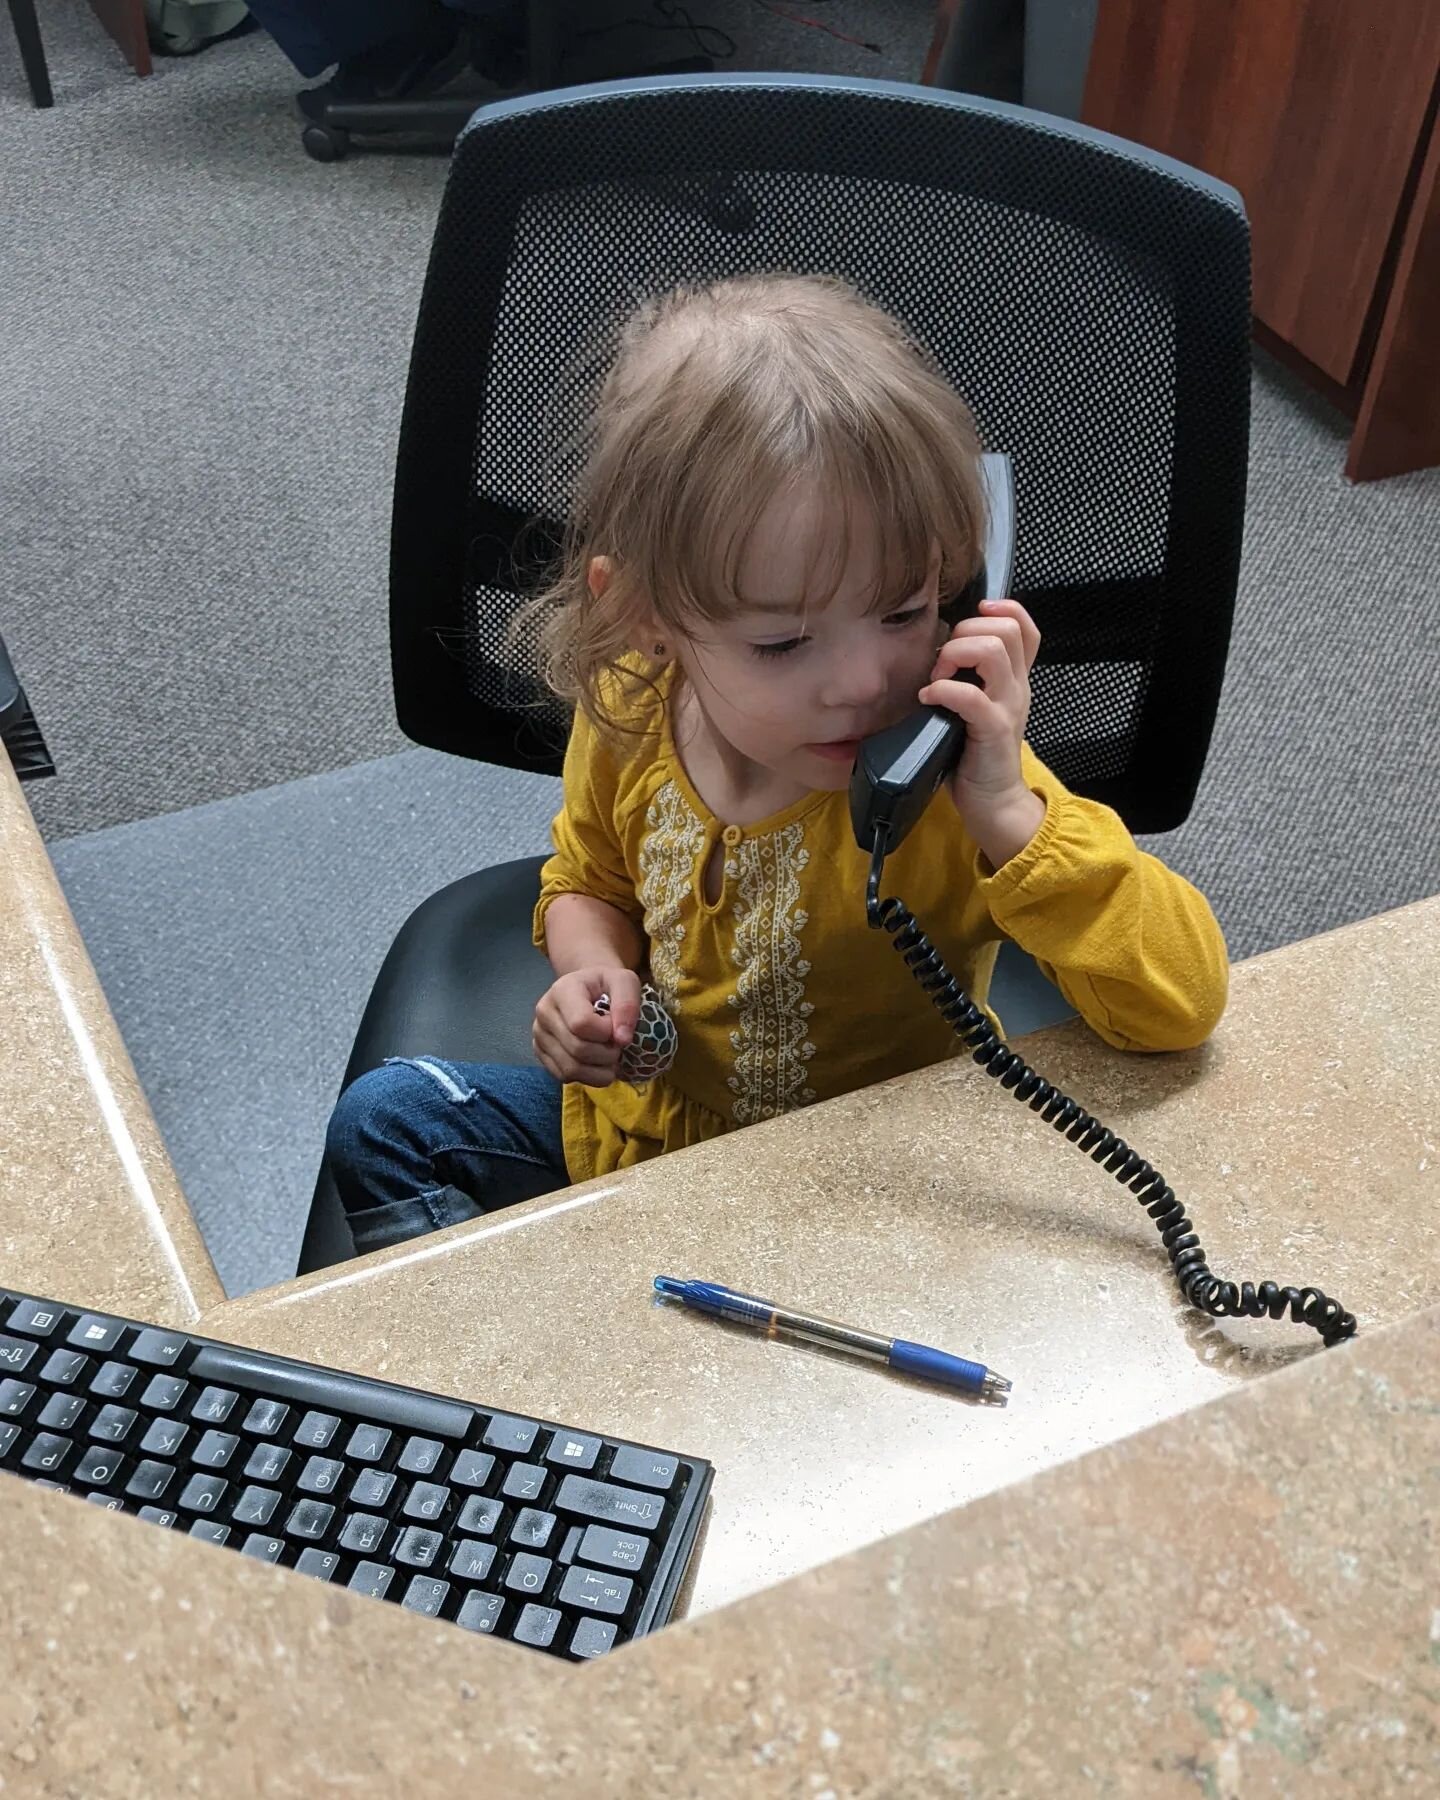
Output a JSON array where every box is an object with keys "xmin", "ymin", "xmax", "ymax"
[
  {"xmin": 1, "ymin": 734, "xmax": 1436, "ymax": 1794},
  {"xmin": 0, "ymin": 754, "xmax": 223, "ymax": 1324}
]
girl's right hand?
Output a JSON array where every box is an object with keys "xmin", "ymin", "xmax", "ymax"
[{"xmin": 532, "ymin": 967, "xmax": 643, "ymax": 1086}]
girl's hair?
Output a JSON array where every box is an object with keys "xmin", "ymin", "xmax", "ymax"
[{"xmin": 516, "ymin": 272, "xmax": 988, "ymax": 740}]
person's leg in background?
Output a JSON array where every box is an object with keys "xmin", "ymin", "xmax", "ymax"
[{"xmin": 325, "ymin": 1058, "xmax": 568, "ymax": 1255}]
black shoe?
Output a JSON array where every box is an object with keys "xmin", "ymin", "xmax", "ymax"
[{"xmin": 297, "ymin": 9, "xmax": 467, "ymax": 119}]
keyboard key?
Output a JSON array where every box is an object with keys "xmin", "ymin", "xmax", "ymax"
[
  {"xmin": 0, "ymin": 1334, "xmax": 40, "ymax": 1375},
  {"xmin": 578, "ymin": 1525, "xmax": 651, "ymax": 1574},
  {"xmin": 501, "ymin": 1462, "xmax": 547, "ymax": 1502},
  {"xmin": 401, "ymin": 1481, "xmax": 451, "ymax": 1524},
  {"xmin": 285, "ymin": 1499, "xmax": 335, "ymax": 1542},
  {"xmin": 178, "ymin": 1473, "xmax": 228, "ymax": 1514},
  {"xmin": 558, "ymin": 1525, "xmax": 583, "ymax": 1566},
  {"xmin": 189, "ymin": 1520, "xmax": 231, "ymax": 1546},
  {"xmin": 513, "ymin": 1604, "xmax": 561, "ymax": 1649},
  {"xmin": 140, "ymin": 1373, "xmax": 187, "ymax": 1412},
  {"xmin": 504, "ymin": 1553, "xmax": 552, "ymax": 1599},
  {"xmin": 294, "ymin": 1410, "xmax": 341, "ymax": 1450},
  {"xmin": 242, "ymin": 1398, "xmax": 290, "ymax": 1437},
  {"xmin": 138, "ymin": 1506, "xmax": 178, "ymax": 1528},
  {"xmin": 233, "ymin": 1486, "xmax": 282, "ymax": 1528},
  {"xmin": 88, "ymin": 1404, "xmax": 139, "ymax": 1446},
  {"xmin": 191, "ymin": 1386, "xmax": 239, "ymax": 1425},
  {"xmin": 482, "ymin": 1413, "xmax": 539, "ymax": 1456},
  {"xmin": 555, "ymin": 1475, "xmax": 665, "ymax": 1533},
  {"xmin": 402, "ymin": 1576, "xmax": 450, "ymax": 1616},
  {"xmin": 140, "ymin": 1418, "xmax": 189, "ymax": 1458},
  {"xmin": 345, "ymin": 1422, "xmax": 391, "ymax": 1463},
  {"xmin": 241, "ymin": 1534, "xmax": 286, "ymax": 1563},
  {"xmin": 85, "ymin": 1492, "xmax": 126, "ymax": 1513},
  {"xmin": 456, "ymin": 1495, "xmax": 503, "ymax": 1538},
  {"xmin": 20, "ymin": 1432, "xmax": 74, "ymax": 1476},
  {"xmin": 339, "ymin": 1513, "xmax": 391, "ymax": 1556},
  {"xmin": 447, "ymin": 1539, "xmax": 496, "ymax": 1584},
  {"xmin": 295, "ymin": 1549, "xmax": 341, "ymax": 1582},
  {"xmin": 72, "ymin": 1447, "xmax": 127, "ymax": 1490},
  {"xmin": 89, "ymin": 1361, "xmax": 139, "ymax": 1399},
  {"xmin": 397, "ymin": 1436, "xmax": 444, "ymax": 1476},
  {"xmin": 455, "ymin": 1592, "xmax": 503, "ymax": 1635},
  {"xmin": 510, "ymin": 1508, "xmax": 558, "ymax": 1551},
  {"xmin": 394, "ymin": 1526, "xmax": 443, "ymax": 1569},
  {"xmin": 0, "ymin": 1375, "xmax": 36, "ymax": 1418},
  {"xmin": 296, "ymin": 1455, "xmax": 344, "ymax": 1496},
  {"xmin": 348, "ymin": 1561, "xmax": 396, "ymax": 1601},
  {"xmin": 348, "ymin": 1467, "xmax": 395, "ymax": 1509},
  {"xmin": 124, "ymin": 1460, "xmax": 177, "ymax": 1503},
  {"xmin": 570, "ymin": 1617, "xmax": 619, "ymax": 1659},
  {"xmin": 6, "ymin": 1299, "xmax": 65, "ymax": 1337},
  {"xmin": 66, "ymin": 1315, "xmax": 124, "ymax": 1354},
  {"xmin": 190, "ymin": 1430, "xmax": 238, "ymax": 1469},
  {"xmin": 559, "ymin": 1566, "xmax": 633, "ymax": 1617},
  {"xmin": 607, "ymin": 1447, "xmax": 680, "ymax": 1492},
  {"xmin": 38, "ymin": 1393, "xmax": 84, "ymax": 1432},
  {"xmin": 243, "ymin": 1443, "xmax": 291, "ymax": 1484},
  {"xmin": 544, "ymin": 1431, "xmax": 601, "ymax": 1471},
  {"xmin": 450, "ymin": 1449, "xmax": 494, "ymax": 1489},
  {"xmin": 128, "ymin": 1328, "xmax": 188, "ymax": 1367},
  {"xmin": 40, "ymin": 1349, "xmax": 88, "ymax": 1386}
]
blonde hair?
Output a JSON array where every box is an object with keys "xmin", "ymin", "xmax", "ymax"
[{"xmin": 515, "ymin": 273, "xmax": 987, "ymax": 741}]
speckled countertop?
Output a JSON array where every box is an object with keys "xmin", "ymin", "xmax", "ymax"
[
  {"xmin": 0, "ymin": 754, "xmax": 222, "ymax": 1323},
  {"xmin": 1, "ymin": 744, "xmax": 1437, "ymax": 1795}
]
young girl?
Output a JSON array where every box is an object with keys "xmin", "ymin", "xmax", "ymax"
[{"xmin": 326, "ymin": 273, "xmax": 1229, "ymax": 1256}]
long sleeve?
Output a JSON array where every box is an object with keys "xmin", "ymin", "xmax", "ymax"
[
  {"xmin": 531, "ymin": 708, "xmax": 642, "ymax": 952},
  {"xmin": 974, "ymin": 745, "xmax": 1229, "ymax": 1052}
]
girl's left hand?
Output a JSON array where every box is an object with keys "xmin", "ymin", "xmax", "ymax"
[{"xmin": 919, "ymin": 597, "xmax": 1044, "ymax": 851}]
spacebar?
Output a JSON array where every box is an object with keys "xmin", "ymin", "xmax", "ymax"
[{"xmin": 187, "ymin": 1344, "xmax": 475, "ymax": 1439}]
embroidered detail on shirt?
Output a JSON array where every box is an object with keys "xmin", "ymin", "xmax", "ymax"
[
  {"xmin": 637, "ymin": 780, "xmax": 708, "ymax": 1014},
  {"xmin": 727, "ymin": 824, "xmax": 817, "ymax": 1123}
]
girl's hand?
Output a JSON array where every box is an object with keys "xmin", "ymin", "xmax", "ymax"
[
  {"xmin": 533, "ymin": 966, "xmax": 642, "ymax": 1086},
  {"xmin": 918, "ymin": 598, "xmax": 1047, "ymax": 868}
]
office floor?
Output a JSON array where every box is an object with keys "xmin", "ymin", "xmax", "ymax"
[{"xmin": 5, "ymin": 0, "xmax": 1439, "ymax": 1297}]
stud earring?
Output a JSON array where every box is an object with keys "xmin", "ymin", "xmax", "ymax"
[{"xmin": 653, "ymin": 642, "xmax": 666, "ymax": 657}]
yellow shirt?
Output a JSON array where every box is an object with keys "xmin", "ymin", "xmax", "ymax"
[{"xmin": 533, "ymin": 664, "xmax": 1229, "ymax": 1185}]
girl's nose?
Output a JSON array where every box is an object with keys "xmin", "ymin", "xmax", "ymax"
[{"xmin": 819, "ymin": 645, "xmax": 893, "ymax": 714}]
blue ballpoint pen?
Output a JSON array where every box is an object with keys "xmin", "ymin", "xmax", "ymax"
[{"xmin": 654, "ymin": 1276, "xmax": 1012, "ymax": 1401}]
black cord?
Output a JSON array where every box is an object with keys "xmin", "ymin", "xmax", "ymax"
[{"xmin": 865, "ymin": 839, "xmax": 1357, "ymax": 1348}]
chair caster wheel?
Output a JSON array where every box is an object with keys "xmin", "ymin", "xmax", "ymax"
[{"xmin": 302, "ymin": 124, "xmax": 350, "ymax": 162}]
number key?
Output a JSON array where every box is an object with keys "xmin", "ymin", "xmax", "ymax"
[
  {"xmin": 455, "ymin": 1592, "xmax": 503, "ymax": 1634},
  {"xmin": 513, "ymin": 1603, "xmax": 561, "ymax": 1649}
]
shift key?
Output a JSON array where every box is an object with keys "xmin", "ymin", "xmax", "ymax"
[{"xmin": 555, "ymin": 1475, "xmax": 665, "ymax": 1533}]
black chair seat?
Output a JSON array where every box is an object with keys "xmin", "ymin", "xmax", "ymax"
[{"xmin": 297, "ymin": 858, "xmax": 1074, "ymax": 1275}]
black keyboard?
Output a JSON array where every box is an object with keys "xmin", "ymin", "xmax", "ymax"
[{"xmin": 0, "ymin": 1288, "xmax": 712, "ymax": 1659}]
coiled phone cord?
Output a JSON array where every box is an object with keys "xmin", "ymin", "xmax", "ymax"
[{"xmin": 865, "ymin": 842, "xmax": 1357, "ymax": 1347}]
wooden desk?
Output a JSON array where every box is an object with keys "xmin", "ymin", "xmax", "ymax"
[
  {"xmin": 1081, "ymin": 0, "xmax": 1440, "ymax": 480},
  {"xmin": 1, "ymin": 738, "xmax": 1437, "ymax": 1791}
]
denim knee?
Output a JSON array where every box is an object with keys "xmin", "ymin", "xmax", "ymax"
[{"xmin": 324, "ymin": 1060, "xmax": 434, "ymax": 1179}]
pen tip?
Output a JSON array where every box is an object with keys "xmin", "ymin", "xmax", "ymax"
[{"xmin": 653, "ymin": 1276, "xmax": 685, "ymax": 1298}]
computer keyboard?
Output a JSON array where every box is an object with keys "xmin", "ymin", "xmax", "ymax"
[{"xmin": 0, "ymin": 1287, "xmax": 712, "ymax": 1659}]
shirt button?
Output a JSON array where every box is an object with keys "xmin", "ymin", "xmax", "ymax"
[{"xmin": 721, "ymin": 825, "xmax": 742, "ymax": 847}]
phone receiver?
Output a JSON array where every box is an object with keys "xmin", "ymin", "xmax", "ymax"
[{"xmin": 849, "ymin": 452, "xmax": 1016, "ymax": 856}]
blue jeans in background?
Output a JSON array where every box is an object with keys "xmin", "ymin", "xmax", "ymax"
[{"xmin": 325, "ymin": 1058, "xmax": 567, "ymax": 1255}]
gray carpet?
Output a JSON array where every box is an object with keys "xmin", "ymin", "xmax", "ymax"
[{"xmin": 6, "ymin": 1, "xmax": 1440, "ymax": 1300}]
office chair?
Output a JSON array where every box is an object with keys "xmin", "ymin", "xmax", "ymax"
[{"xmin": 295, "ymin": 73, "xmax": 1251, "ymax": 1276}]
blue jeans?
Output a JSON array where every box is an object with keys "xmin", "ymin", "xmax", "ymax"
[{"xmin": 325, "ymin": 1059, "xmax": 567, "ymax": 1256}]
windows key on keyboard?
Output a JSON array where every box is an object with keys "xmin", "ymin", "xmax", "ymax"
[{"xmin": 0, "ymin": 1287, "xmax": 715, "ymax": 1659}]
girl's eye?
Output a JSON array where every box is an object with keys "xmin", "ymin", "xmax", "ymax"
[
  {"xmin": 883, "ymin": 605, "xmax": 928, "ymax": 629},
  {"xmin": 750, "ymin": 637, "xmax": 805, "ymax": 660}
]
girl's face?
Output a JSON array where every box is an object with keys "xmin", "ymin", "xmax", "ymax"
[{"xmin": 676, "ymin": 483, "xmax": 944, "ymax": 795}]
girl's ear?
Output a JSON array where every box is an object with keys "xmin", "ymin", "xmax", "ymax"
[{"xmin": 586, "ymin": 555, "xmax": 612, "ymax": 600}]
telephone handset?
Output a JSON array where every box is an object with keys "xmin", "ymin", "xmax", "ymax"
[
  {"xmin": 847, "ymin": 456, "xmax": 1355, "ymax": 1350},
  {"xmin": 850, "ymin": 452, "xmax": 1017, "ymax": 859}
]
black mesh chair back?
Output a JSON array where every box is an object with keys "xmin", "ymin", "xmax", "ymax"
[{"xmin": 390, "ymin": 73, "xmax": 1250, "ymax": 835}]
